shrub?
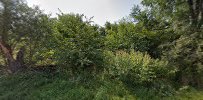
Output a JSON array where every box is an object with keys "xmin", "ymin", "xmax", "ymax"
[
  {"xmin": 104, "ymin": 50, "xmax": 175, "ymax": 95},
  {"xmin": 50, "ymin": 14, "xmax": 104, "ymax": 73}
]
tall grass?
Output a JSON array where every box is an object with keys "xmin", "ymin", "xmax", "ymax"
[
  {"xmin": 0, "ymin": 71, "xmax": 203, "ymax": 100},
  {"xmin": 0, "ymin": 71, "xmax": 136, "ymax": 100}
]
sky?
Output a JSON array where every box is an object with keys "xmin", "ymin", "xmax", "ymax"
[{"xmin": 26, "ymin": 0, "xmax": 141, "ymax": 26}]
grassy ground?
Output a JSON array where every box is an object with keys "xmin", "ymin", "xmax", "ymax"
[
  {"xmin": 0, "ymin": 71, "xmax": 203, "ymax": 100},
  {"xmin": 165, "ymin": 89, "xmax": 203, "ymax": 100}
]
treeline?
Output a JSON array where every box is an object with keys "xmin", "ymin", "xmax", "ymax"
[{"xmin": 0, "ymin": 0, "xmax": 203, "ymax": 96}]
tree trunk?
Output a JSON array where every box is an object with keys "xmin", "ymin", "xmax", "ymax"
[
  {"xmin": 16, "ymin": 46, "xmax": 25, "ymax": 68},
  {"xmin": 187, "ymin": 0, "xmax": 203, "ymax": 28},
  {"xmin": 0, "ymin": 40, "xmax": 24, "ymax": 73}
]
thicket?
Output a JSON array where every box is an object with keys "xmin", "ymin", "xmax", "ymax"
[
  {"xmin": 105, "ymin": 50, "xmax": 175, "ymax": 96},
  {"xmin": 0, "ymin": 0, "xmax": 203, "ymax": 99},
  {"xmin": 46, "ymin": 14, "xmax": 105, "ymax": 74}
]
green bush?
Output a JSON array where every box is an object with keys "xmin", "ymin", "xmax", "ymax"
[
  {"xmin": 49, "ymin": 14, "xmax": 104, "ymax": 73},
  {"xmin": 105, "ymin": 50, "xmax": 175, "ymax": 96},
  {"xmin": 104, "ymin": 21, "xmax": 151, "ymax": 52}
]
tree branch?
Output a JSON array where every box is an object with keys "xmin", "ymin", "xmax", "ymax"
[{"xmin": 0, "ymin": 37, "xmax": 15, "ymax": 62}]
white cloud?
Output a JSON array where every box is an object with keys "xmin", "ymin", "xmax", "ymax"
[{"xmin": 26, "ymin": 0, "xmax": 141, "ymax": 26}]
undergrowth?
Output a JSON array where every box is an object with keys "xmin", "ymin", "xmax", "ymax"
[{"xmin": 0, "ymin": 71, "xmax": 203, "ymax": 100}]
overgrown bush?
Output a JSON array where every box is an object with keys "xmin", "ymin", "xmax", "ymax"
[
  {"xmin": 104, "ymin": 50, "xmax": 175, "ymax": 96},
  {"xmin": 49, "ymin": 14, "xmax": 104, "ymax": 73}
]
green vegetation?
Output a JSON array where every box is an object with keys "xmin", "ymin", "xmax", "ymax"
[
  {"xmin": 49, "ymin": 14, "xmax": 104, "ymax": 72},
  {"xmin": 0, "ymin": 72, "xmax": 132, "ymax": 100},
  {"xmin": 1, "ymin": 72, "xmax": 203, "ymax": 100},
  {"xmin": 0, "ymin": 0, "xmax": 203, "ymax": 99}
]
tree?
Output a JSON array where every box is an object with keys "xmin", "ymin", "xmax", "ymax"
[
  {"xmin": 162, "ymin": 32, "xmax": 203, "ymax": 87},
  {"xmin": 140, "ymin": 0, "xmax": 203, "ymax": 31},
  {"xmin": 47, "ymin": 13, "xmax": 104, "ymax": 74},
  {"xmin": 130, "ymin": 4, "xmax": 179, "ymax": 58},
  {"xmin": 0, "ymin": 0, "xmax": 49, "ymax": 73},
  {"xmin": 104, "ymin": 20, "xmax": 151, "ymax": 52},
  {"xmin": 137, "ymin": 0, "xmax": 203, "ymax": 87}
]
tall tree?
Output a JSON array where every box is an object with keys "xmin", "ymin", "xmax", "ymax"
[
  {"xmin": 135, "ymin": 0, "xmax": 203, "ymax": 87},
  {"xmin": 0, "ymin": 0, "xmax": 49, "ymax": 73}
]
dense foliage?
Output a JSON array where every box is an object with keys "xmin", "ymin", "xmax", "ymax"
[
  {"xmin": 105, "ymin": 50, "xmax": 175, "ymax": 96},
  {"xmin": 106, "ymin": 50, "xmax": 171, "ymax": 84},
  {"xmin": 46, "ymin": 14, "xmax": 105, "ymax": 74},
  {"xmin": 0, "ymin": 0, "xmax": 202, "ymax": 99}
]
